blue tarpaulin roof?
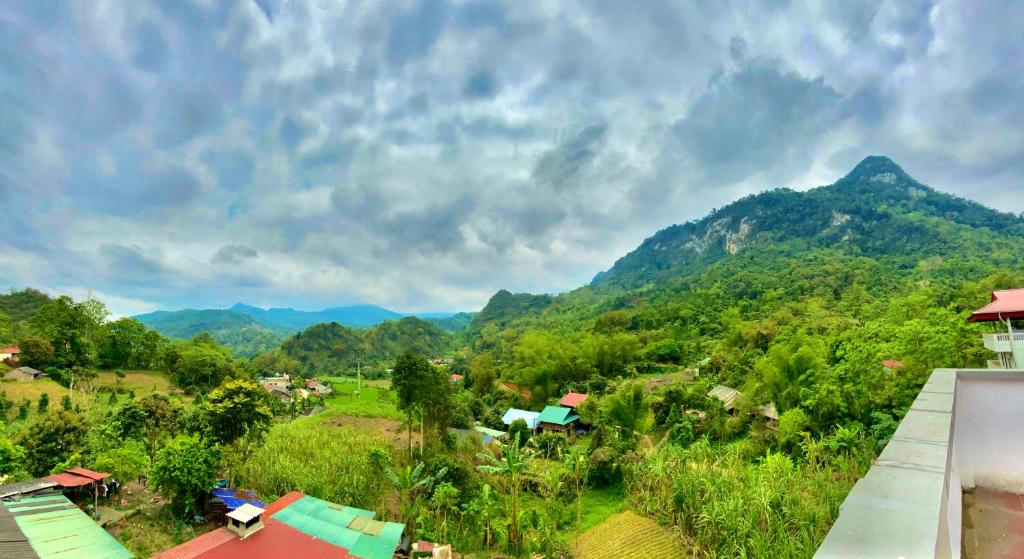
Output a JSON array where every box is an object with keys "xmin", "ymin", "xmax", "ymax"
[{"xmin": 211, "ymin": 488, "xmax": 266, "ymax": 510}]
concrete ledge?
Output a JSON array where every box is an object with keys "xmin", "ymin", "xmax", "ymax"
[{"xmin": 815, "ymin": 369, "xmax": 1024, "ymax": 559}]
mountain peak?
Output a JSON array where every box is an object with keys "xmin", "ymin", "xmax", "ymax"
[{"xmin": 842, "ymin": 155, "xmax": 914, "ymax": 185}]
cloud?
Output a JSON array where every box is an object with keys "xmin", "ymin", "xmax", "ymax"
[
  {"xmin": 212, "ymin": 244, "xmax": 259, "ymax": 265},
  {"xmin": 0, "ymin": 0, "xmax": 1021, "ymax": 313}
]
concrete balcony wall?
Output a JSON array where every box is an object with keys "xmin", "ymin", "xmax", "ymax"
[{"xmin": 815, "ymin": 369, "xmax": 1024, "ymax": 559}]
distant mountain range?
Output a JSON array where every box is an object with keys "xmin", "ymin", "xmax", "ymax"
[{"xmin": 134, "ymin": 303, "xmax": 474, "ymax": 357}]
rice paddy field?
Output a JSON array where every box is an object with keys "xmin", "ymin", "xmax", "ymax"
[{"xmin": 572, "ymin": 511, "xmax": 686, "ymax": 559}]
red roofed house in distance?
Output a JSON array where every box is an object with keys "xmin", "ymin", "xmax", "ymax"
[{"xmin": 970, "ymin": 287, "xmax": 1024, "ymax": 369}]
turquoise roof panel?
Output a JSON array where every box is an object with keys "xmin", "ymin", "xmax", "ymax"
[
  {"xmin": 272, "ymin": 495, "xmax": 403, "ymax": 559},
  {"xmin": 10, "ymin": 495, "xmax": 132, "ymax": 559}
]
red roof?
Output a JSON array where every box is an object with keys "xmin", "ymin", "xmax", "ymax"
[
  {"xmin": 67, "ymin": 467, "xmax": 110, "ymax": 481},
  {"xmin": 0, "ymin": 347, "xmax": 19, "ymax": 353},
  {"xmin": 151, "ymin": 492, "xmax": 351, "ymax": 559},
  {"xmin": 450, "ymin": 374, "xmax": 463, "ymax": 381},
  {"xmin": 970, "ymin": 288, "xmax": 1024, "ymax": 322},
  {"xmin": 559, "ymin": 392, "xmax": 588, "ymax": 408},
  {"xmin": 46, "ymin": 472, "xmax": 97, "ymax": 488},
  {"xmin": 882, "ymin": 360, "xmax": 904, "ymax": 369}
]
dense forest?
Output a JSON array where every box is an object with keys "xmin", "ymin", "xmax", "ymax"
[{"xmin": 2, "ymin": 157, "xmax": 1022, "ymax": 558}]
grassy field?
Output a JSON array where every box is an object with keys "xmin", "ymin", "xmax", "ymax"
[
  {"xmin": 572, "ymin": 510, "xmax": 686, "ymax": 559},
  {"xmin": 1, "ymin": 370, "xmax": 185, "ymax": 433},
  {"xmin": 322, "ymin": 378, "xmax": 403, "ymax": 420},
  {"xmin": 93, "ymin": 370, "xmax": 179, "ymax": 396}
]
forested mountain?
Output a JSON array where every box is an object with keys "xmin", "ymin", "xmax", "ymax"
[
  {"xmin": 425, "ymin": 311, "xmax": 476, "ymax": 332},
  {"xmin": 467, "ymin": 289, "xmax": 554, "ymax": 336},
  {"xmin": 461, "ymin": 156, "xmax": 1024, "ymax": 406},
  {"xmin": 136, "ymin": 302, "xmax": 466, "ymax": 355},
  {"xmin": 230, "ymin": 302, "xmax": 405, "ymax": 330},
  {"xmin": 593, "ymin": 156, "xmax": 1023, "ymax": 288},
  {"xmin": 134, "ymin": 308, "xmax": 288, "ymax": 357},
  {"xmin": 0, "ymin": 288, "xmax": 52, "ymax": 322},
  {"xmin": 282, "ymin": 316, "xmax": 452, "ymax": 375}
]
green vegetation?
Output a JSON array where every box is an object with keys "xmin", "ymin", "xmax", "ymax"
[
  {"xmin": 133, "ymin": 308, "xmax": 289, "ymax": 358},
  {"xmin": 2, "ymin": 157, "xmax": 1023, "ymax": 558},
  {"xmin": 322, "ymin": 380, "xmax": 403, "ymax": 420},
  {"xmin": 238, "ymin": 421, "xmax": 391, "ymax": 510},
  {"xmin": 282, "ymin": 317, "xmax": 451, "ymax": 376}
]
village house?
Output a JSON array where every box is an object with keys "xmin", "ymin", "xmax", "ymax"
[
  {"xmin": 260, "ymin": 375, "xmax": 292, "ymax": 390},
  {"xmin": 558, "ymin": 391, "xmax": 588, "ymax": 410},
  {"xmin": 268, "ymin": 387, "xmax": 294, "ymax": 404},
  {"xmin": 305, "ymin": 378, "xmax": 332, "ymax": 395},
  {"xmin": 502, "ymin": 408, "xmax": 540, "ymax": 431},
  {"xmin": 970, "ymin": 287, "xmax": 1024, "ymax": 369},
  {"xmin": 536, "ymin": 405, "xmax": 580, "ymax": 435},
  {"xmin": 882, "ymin": 359, "xmax": 904, "ymax": 372},
  {"xmin": 707, "ymin": 384, "xmax": 744, "ymax": 415},
  {"xmin": 449, "ymin": 373, "xmax": 463, "ymax": 383},
  {"xmin": 4, "ymin": 366, "xmax": 45, "ymax": 381},
  {"xmin": 0, "ymin": 346, "xmax": 19, "ymax": 362},
  {"xmin": 707, "ymin": 385, "xmax": 778, "ymax": 427}
]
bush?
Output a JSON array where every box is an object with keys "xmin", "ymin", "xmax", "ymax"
[
  {"xmin": 532, "ymin": 433, "xmax": 567, "ymax": 460},
  {"xmin": 644, "ymin": 339, "xmax": 683, "ymax": 364},
  {"xmin": 776, "ymin": 408, "xmax": 809, "ymax": 453},
  {"xmin": 588, "ymin": 447, "xmax": 621, "ymax": 487},
  {"xmin": 507, "ymin": 418, "xmax": 531, "ymax": 448}
]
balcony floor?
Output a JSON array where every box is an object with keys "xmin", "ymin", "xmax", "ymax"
[{"xmin": 963, "ymin": 488, "xmax": 1024, "ymax": 558}]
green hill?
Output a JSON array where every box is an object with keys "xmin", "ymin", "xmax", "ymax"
[
  {"xmin": 282, "ymin": 317, "xmax": 452, "ymax": 375},
  {"xmin": 461, "ymin": 156, "xmax": 1024, "ymax": 405},
  {"xmin": 593, "ymin": 156, "xmax": 1023, "ymax": 289},
  {"xmin": 134, "ymin": 309, "xmax": 288, "ymax": 357}
]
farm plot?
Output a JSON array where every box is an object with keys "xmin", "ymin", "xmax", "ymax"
[{"xmin": 572, "ymin": 510, "xmax": 686, "ymax": 559}]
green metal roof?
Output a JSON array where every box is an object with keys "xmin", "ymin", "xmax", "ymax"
[
  {"xmin": 536, "ymin": 405, "xmax": 579, "ymax": 426},
  {"xmin": 272, "ymin": 495, "xmax": 404, "ymax": 559},
  {"xmin": 6, "ymin": 495, "xmax": 132, "ymax": 559},
  {"xmin": 473, "ymin": 426, "xmax": 506, "ymax": 438}
]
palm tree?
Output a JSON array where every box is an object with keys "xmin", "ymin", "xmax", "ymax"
[
  {"xmin": 476, "ymin": 432, "xmax": 534, "ymax": 548},
  {"xmin": 386, "ymin": 461, "xmax": 446, "ymax": 539}
]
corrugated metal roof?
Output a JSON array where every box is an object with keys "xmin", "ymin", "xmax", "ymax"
[
  {"xmin": 0, "ymin": 479, "xmax": 59, "ymax": 500},
  {"xmin": 44, "ymin": 473, "xmax": 94, "ymax": 488},
  {"xmin": 473, "ymin": 426, "xmax": 506, "ymax": 438},
  {"xmin": 0, "ymin": 501, "xmax": 39, "ymax": 559},
  {"xmin": 501, "ymin": 408, "xmax": 540, "ymax": 429},
  {"xmin": 708, "ymin": 385, "xmax": 744, "ymax": 411},
  {"xmin": 272, "ymin": 495, "xmax": 404, "ymax": 559},
  {"xmin": 65, "ymin": 468, "xmax": 108, "ymax": 481},
  {"xmin": 226, "ymin": 504, "xmax": 264, "ymax": 523},
  {"xmin": 536, "ymin": 406, "xmax": 579, "ymax": 426},
  {"xmin": 10, "ymin": 495, "xmax": 131, "ymax": 559}
]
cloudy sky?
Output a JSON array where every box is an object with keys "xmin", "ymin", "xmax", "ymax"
[{"xmin": 2, "ymin": 1, "xmax": 1022, "ymax": 317}]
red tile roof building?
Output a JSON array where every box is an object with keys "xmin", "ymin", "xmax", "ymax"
[
  {"xmin": 969, "ymin": 288, "xmax": 1024, "ymax": 322},
  {"xmin": 558, "ymin": 392, "xmax": 588, "ymax": 408}
]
